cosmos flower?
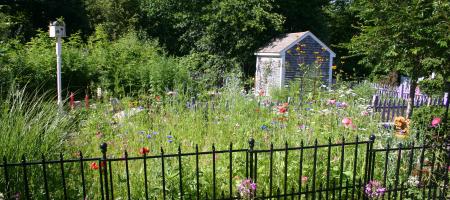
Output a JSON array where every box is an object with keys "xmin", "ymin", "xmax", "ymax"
[{"xmin": 342, "ymin": 117, "xmax": 353, "ymax": 127}]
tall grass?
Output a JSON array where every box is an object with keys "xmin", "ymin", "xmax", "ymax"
[{"xmin": 0, "ymin": 86, "xmax": 73, "ymax": 161}]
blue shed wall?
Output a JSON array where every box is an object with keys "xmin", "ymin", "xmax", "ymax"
[{"xmin": 284, "ymin": 36, "xmax": 330, "ymax": 86}]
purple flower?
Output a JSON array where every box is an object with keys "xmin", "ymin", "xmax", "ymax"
[
  {"xmin": 168, "ymin": 139, "xmax": 173, "ymax": 143},
  {"xmin": 336, "ymin": 102, "xmax": 348, "ymax": 108},
  {"xmin": 152, "ymin": 131, "xmax": 158, "ymax": 135},
  {"xmin": 365, "ymin": 180, "xmax": 386, "ymax": 199},
  {"xmin": 238, "ymin": 178, "xmax": 257, "ymax": 199},
  {"xmin": 167, "ymin": 135, "xmax": 173, "ymax": 139},
  {"xmin": 146, "ymin": 134, "xmax": 152, "ymax": 139}
]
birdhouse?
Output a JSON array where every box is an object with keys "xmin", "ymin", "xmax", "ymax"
[{"xmin": 49, "ymin": 21, "xmax": 66, "ymax": 37}]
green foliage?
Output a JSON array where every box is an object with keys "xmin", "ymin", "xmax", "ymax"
[
  {"xmin": 347, "ymin": 0, "xmax": 449, "ymax": 81},
  {"xmin": 411, "ymin": 106, "xmax": 447, "ymax": 140},
  {"xmin": 142, "ymin": 0, "xmax": 284, "ymax": 77},
  {"xmin": 0, "ymin": 29, "xmax": 193, "ymax": 97},
  {"xmin": 418, "ymin": 74, "xmax": 446, "ymax": 96},
  {"xmin": 84, "ymin": 0, "xmax": 142, "ymax": 39}
]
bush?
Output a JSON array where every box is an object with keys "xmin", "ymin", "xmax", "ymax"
[
  {"xmin": 0, "ymin": 29, "xmax": 194, "ymax": 98},
  {"xmin": 411, "ymin": 106, "xmax": 447, "ymax": 144}
]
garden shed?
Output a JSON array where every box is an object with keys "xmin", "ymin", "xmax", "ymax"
[{"xmin": 254, "ymin": 31, "xmax": 336, "ymax": 96}]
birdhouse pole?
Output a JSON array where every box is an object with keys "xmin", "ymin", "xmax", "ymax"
[{"xmin": 49, "ymin": 20, "xmax": 66, "ymax": 107}]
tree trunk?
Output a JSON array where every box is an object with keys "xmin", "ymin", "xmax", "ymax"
[{"xmin": 405, "ymin": 79, "xmax": 418, "ymax": 119}]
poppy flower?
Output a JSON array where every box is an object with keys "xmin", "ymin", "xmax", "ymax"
[
  {"xmin": 278, "ymin": 107, "xmax": 287, "ymax": 114},
  {"xmin": 90, "ymin": 161, "xmax": 105, "ymax": 170},
  {"xmin": 431, "ymin": 117, "xmax": 441, "ymax": 127},
  {"xmin": 139, "ymin": 147, "xmax": 150, "ymax": 155},
  {"xmin": 90, "ymin": 162, "xmax": 99, "ymax": 170}
]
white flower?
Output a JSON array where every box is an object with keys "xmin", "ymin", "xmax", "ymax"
[{"xmin": 407, "ymin": 176, "xmax": 420, "ymax": 187}]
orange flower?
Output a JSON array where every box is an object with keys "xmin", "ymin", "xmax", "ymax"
[{"xmin": 139, "ymin": 147, "xmax": 150, "ymax": 155}]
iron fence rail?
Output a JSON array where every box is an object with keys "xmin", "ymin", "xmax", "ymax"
[{"xmin": 1, "ymin": 135, "xmax": 448, "ymax": 199}]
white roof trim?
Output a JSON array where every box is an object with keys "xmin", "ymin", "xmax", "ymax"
[
  {"xmin": 280, "ymin": 31, "xmax": 336, "ymax": 57},
  {"xmin": 254, "ymin": 52, "xmax": 282, "ymax": 56}
]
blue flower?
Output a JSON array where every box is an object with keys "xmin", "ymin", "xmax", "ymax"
[
  {"xmin": 152, "ymin": 131, "xmax": 158, "ymax": 135},
  {"xmin": 168, "ymin": 139, "xmax": 173, "ymax": 143},
  {"xmin": 167, "ymin": 135, "xmax": 173, "ymax": 139},
  {"xmin": 261, "ymin": 125, "xmax": 268, "ymax": 130},
  {"xmin": 146, "ymin": 134, "xmax": 152, "ymax": 139},
  {"xmin": 305, "ymin": 107, "xmax": 311, "ymax": 111}
]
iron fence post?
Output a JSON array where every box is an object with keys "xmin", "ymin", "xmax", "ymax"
[
  {"xmin": 248, "ymin": 138, "xmax": 255, "ymax": 180},
  {"xmin": 100, "ymin": 143, "xmax": 109, "ymax": 200}
]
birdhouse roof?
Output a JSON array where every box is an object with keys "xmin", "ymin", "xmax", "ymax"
[{"xmin": 255, "ymin": 31, "xmax": 335, "ymax": 57}]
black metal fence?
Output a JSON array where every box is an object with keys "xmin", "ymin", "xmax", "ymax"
[{"xmin": 1, "ymin": 135, "xmax": 448, "ymax": 199}]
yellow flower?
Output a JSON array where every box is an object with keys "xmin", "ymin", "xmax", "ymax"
[{"xmin": 332, "ymin": 65, "xmax": 337, "ymax": 70}]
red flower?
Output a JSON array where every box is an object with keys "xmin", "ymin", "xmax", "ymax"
[
  {"xmin": 90, "ymin": 161, "xmax": 106, "ymax": 170},
  {"xmin": 278, "ymin": 107, "xmax": 287, "ymax": 114},
  {"xmin": 90, "ymin": 162, "xmax": 99, "ymax": 170},
  {"xmin": 139, "ymin": 147, "xmax": 150, "ymax": 155}
]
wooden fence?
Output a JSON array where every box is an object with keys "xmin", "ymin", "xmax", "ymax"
[{"xmin": 371, "ymin": 95, "xmax": 448, "ymax": 122}]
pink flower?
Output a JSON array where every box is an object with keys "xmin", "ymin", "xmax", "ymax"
[
  {"xmin": 238, "ymin": 178, "xmax": 256, "ymax": 199},
  {"xmin": 361, "ymin": 111, "xmax": 369, "ymax": 116},
  {"xmin": 431, "ymin": 117, "xmax": 441, "ymax": 127},
  {"xmin": 365, "ymin": 180, "xmax": 386, "ymax": 198},
  {"xmin": 327, "ymin": 99, "xmax": 336, "ymax": 105},
  {"xmin": 342, "ymin": 117, "xmax": 353, "ymax": 127},
  {"xmin": 301, "ymin": 176, "xmax": 308, "ymax": 184}
]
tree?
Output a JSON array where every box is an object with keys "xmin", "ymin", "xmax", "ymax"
[
  {"xmin": 346, "ymin": 0, "xmax": 450, "ymax": 118},
  {"xmin": 142, "ymin": 0, "xmax": 284, "ymax": 79},
  {"xmin": 273, "ymin": 0, "xmax": 330, "ymax": 39}
]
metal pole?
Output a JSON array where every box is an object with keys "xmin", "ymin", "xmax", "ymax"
[{"xmin": 56, "ymin": 36, "xmax": 62, "ymax": 107}]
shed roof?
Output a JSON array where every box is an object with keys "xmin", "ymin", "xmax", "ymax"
[{"xmin": 255, "ymin": 31, "xmax": 336, "ymax": 57}]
